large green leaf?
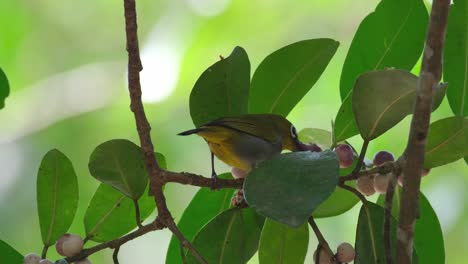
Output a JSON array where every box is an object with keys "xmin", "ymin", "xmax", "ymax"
[
  {"xmin": 84, "ymin": 153, "xmax": 165, "ymax": 242},
  {"xmin": 355, "ymin": 202, "xmax": 418, "ymax": 264},
  {"xmin": 83, "ymin": 184, "xmax": 155, "ymax": 242},
  {"xmin": 88, "ymin": 139, "xmax": 148, "ymax": 200},
  {"xmin": 339, "ymin": 0, "xmax": 428, "ymax": 99},
  {"xmin": 444, "ymin": 0, "xmax": 468, "ymax": 116},
  {"xmin": 313, "ymin": 162, "xmax": 359, "ymax": 218},
  {"xmin": 258, "ymin": 219, "xmax": 309, "ymax": 264},
  {"xmin": 377, "ymin": 190, "xmax": 445, "ymax": 264},
  {"xmin": 424, "ymin": 116, "xmax": 468, "ymax": 168},
  {"xmin": 334, "ymin": 92, "xmax": 359, "ymax": 142},
  {"xmin": 298, "ymin": 128, "xmax": 332, "ymax": 150},
  {"xmin": 353, "ymin": 69, "xmax": 417, "ymax": 140},
  {"xmin": 336, "ymin": 73, "xmax": 446, "ymax": 142},
  {"xmin": 249, "ymin": 39, "xmax": 338, "ymax": 116},
  {"xmin": 244, "ymin": 151, "xmax": 339, "ymax": 227},
  {"xmin": 166, "ymin": 173, "xmax": 234, "ymax": 264},
  {"xmin": 37, "ymin": 149, "xmax": 79, "ymax": 246},
  {"xmin": 186, "ymin": 208, "xmax": 264, "ymax": 264},
  {"xmin": 0, "ymin": 240, "xmax": 23, "ymax": 264},
  {"xmin": 0, "ymin": 67, "xmax": 9, "ymax": 109},
  {"xmin": 190, "ymin": 46, "xmax": 250, "ymax": 127}
]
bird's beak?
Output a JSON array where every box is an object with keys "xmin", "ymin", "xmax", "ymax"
[{"xmin": 294, "ymin": 140, "xmax": 322, "ymax": 152}]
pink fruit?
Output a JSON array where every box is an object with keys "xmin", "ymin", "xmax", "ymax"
[
  {"xmin": 356, "ymin": 175, "xmax": 376, "ymax": 196},
  {"xmin": 55, "ymin": 233, "xmax": 84, "ymax": 257},
  {"xmin": 23, "ymin": 253, "xmax": 40, "ymax": 264},
  {"xmin": 336, "ymin": 242, "xmax": 356, "ymax": 263},
  {"xmin": 335, "ymin": 144, "xmax": 354, "ymax": 168},
  {"xmin": 373, "ymin": 174, "xmax": 390, "ymax": 194}
]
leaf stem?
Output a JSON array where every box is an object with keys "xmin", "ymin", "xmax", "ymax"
[
  {"xmin": 133, "ymin": 199, "xmax": 143, "ymax": 228},
  {"xmin": 113, "ymin": 246, "xmax": 120, "ymax": 264},
  {"xmin": 352, "ymin": 139, "xmax": 370, "ymax": 175},
  {"xmin": 41, "ymin": 244, "xmax": 49, "ymax": 259}
]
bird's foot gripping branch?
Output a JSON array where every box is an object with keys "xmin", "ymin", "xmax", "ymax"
[{"xmin": 2, "ymin": 0, "xmax": 465, "ymax": 264}]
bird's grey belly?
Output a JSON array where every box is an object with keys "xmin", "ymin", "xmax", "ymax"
[{"xmin": 232, "ymin": 134, "xmax": 282, "ymax": 167}]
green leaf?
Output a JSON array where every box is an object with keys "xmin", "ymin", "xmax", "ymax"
[
  {"xmin": 298, "ymin": 128, "xmax": 332, "ymax": 150},
  {"xmin": 339, "ymin": 0, "xmax": 428, "ymax": 99},
  {"xmin": 84, "ymin": 153, "xmax": 165, "ymax": 242},
  {"xmin": 190, "ymin": 46, "xmax": 250, "ymax": 127},
  {"xmin": 444, "ymin": 0, "xmax": 468, "ymax": 116},
  {"xmin": 88, "ymin": 139, "xmax": 148, "ymax": 199},
  {"xmin": 336, "ymin": 71, "xmax": 446, "ymax": 142},
  {"xmin": 0, "ymin": 67, "xmax": 9, "ymax": 109},
  {"xmin": 353, "ymin": 69, "xmax": 417, "ymax": 140},
  {"xmin": 377, "ymin": 190, "xmax": 445, "ymax": 264},
  {"xmin": 0, "ymin": 240, "xmax": 23, "ymax": 264},
  {"xmin": 249, "ymin": 39, "xmax": 338, "ymax": 116},
  {"xmin": 166, "ymin": 173, "xmax": 234, "ymax": 264},
  {"xmin": 424, "ymin": 116, "xmax": 468, "ymax": 168},
  {"xmin": 334, "ymin": 92, "xmax": 359, "ymax": 142},
  {"xmin": 244, "ymin": 151, "xmax": 339, "ymax": 227},
  {"xmin": 313, "ymin": 162, "xmax": 359, "ymax": 218},
  {"xmin": 37, "ymin": 149, "xmax": 78, "ymax": 246},
  {"xmin": 83, "ymin": 184, "xmax": 155, "ymax": 242},
  {"xmin": 186, "ymin": 208, "xmax": 264, "ymax": 264},
  {"xmin": 258, "ymin": 219, "xmax": 309, "ymax": 264},
  {"xmin": 355, "ymin": 202, "xmax": 418, "ymax": 264}
]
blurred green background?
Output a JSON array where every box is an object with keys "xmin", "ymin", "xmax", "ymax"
[{"xmin": 0, "ymin": 0, "xmax": 466, "ymax": 263}]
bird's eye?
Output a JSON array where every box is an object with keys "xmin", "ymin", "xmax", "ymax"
[{"xmin": 290, "ymin": 125, "xmax": 297, "ymax": 138}]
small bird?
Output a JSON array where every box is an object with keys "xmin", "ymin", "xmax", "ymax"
[{"xmin": 178, "ymin": 114, "xmax": 319, "ymax": 178}]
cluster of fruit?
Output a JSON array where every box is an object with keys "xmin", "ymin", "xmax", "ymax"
[
  {"xmin": 23, "ymin": 234, "xmax": 89, "ymax": 264},
  {"xmin": 314, "ymin": 242, "xmax": 355, "ymax": 264},
  {"xmin": 335, "ymin": 144, "xmax": 430, "ymax": 196}
]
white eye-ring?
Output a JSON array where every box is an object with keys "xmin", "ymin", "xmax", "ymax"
[{"xmin": 290, "ymin": 125, "xmax": 297, "ymax": 138}]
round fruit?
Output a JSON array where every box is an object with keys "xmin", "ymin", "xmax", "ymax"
[
  {"xmin": 231, "ymin": 167, "xmax": 248, "ymax": 178},
  {"xmin": 55, "ymin": 233, "xmax": 84, "ymax": 257},
  {"xmin": 421, "ymin": 168, "xmax": 431, "ymax": 177},
  {"xmin": 23, "ymin": 253, "xmax": 40, "ymax": 264},
  {"xmin": 373, "ymin": 173, "xmax": 390, "ymax": 194},
  {"xmin": 74, "ymin": 258, "xmax": 92, "ymax": 264},
  {"xmin": 335, "ymin": 144, "xmax": 354, "ymax": 168},
  {"xmin": 336, "ymin": 242, "xmax": 356, "ymax": 263},
  {"xmin": 39, "ymin": 260, "xmax": 54, "ymax": 264},
  {"xmin": 356, "ymin": 175, "xmax": 376, "ymax": 196},
  {"xmin": 373, "ymin": 151, "xmax": 395, "ymax": 166}
]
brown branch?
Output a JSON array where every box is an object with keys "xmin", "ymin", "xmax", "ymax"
[
  {"xmin": 161, "ymin": 170, "xmax": 244, "ymax": 189},
  {"xmin": 66, "ymin": 221, "xmax": 164, "ymax": 262},
  {"xmin": 396, "ymin": 0, "xmax": 450, "ymax": 263},
  {"xmin": 338, "ymin": 183, "xmax": 368, "ymax": 205},
  {"xmin": 384, "ymin": 174, "xmax": 397, "ymax": 264},
  {"xmin": 122, "ymin": 0, "xmax": 207, "ymax": 263},
  {"xmin": 308, "ymin": 217, "xmax": 336, "ymax": 263}
]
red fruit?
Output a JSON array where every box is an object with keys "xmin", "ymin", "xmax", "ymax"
[
  {"xmin": 298, "ymin": 143, "xmax": 322, "ymax": 152},
  {"xmin": 373, "ymin": 151, "xmax": 395, "ymax": 166},
  {"xmin": 336, "ymin": 242, "xmax": 356, "ymax": 263},
  {"xmin": 335, "ymin": 144, "xmax": 354, "ymax": 168},
  {"xmin": 231, "ymin": 167, "xmax": 248, "ymax": 179},
  {"xmin": 55, "ymin": 233, "xmax": 84, "ymax": 257}
]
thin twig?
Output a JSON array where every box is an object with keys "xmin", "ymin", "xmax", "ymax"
[
  {"xmin": 66, "ymin": 221, "xmax": 164, "ymax": 262},
  {"xmin": 113, "ymin": 246, "xmax": 120, "ymax": 264},
  {"xmin": 338, "ymin": 182, "xmax": 368, "ymax": 205},
  {"xmin": 384, "ymin": 174, "xmax": 397, "ymax": 264},
  {"xmin": 339, "ymin": 160, "xmax": 398, "ymax": 183},
  {"xmin": 41, "ymin": 245, "xmax": 49, "ymax": 259},
  {"xmin": 396, "ymin": 1, "xmax": 450, "ymax": 263},
  {"xmin": 122, "ymin": 0, "xmax": 207, "ymax": 262},
  {"xmin": 180, "ymin": 241, "xmax": 188, "ymax": 264},
  {"xmin": 308, "ymin": 217, "xmax": 335, "ymax": 262},
  {"xmin": 351, "ymin": 139, "xmax": 370, "ymax": 175},
  {"xmin": 133, "ymin": 199, "xmax": 143, "ymax": 228},
  {"xmin": 162, "ymin": 170, "xmax": 243, "ymax": 189}
]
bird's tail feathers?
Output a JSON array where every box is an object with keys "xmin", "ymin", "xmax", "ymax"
[{"xmin": 177, "ymin": 128, "xmax": 202, "ymax": 136}]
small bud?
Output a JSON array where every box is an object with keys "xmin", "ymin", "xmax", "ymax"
[
  {"xmin": 74, "ymin": 258, "xmax": 92, "ymax": 264},
  {"xmin": 313, "ymin": 248, "xmax": 333, "ymax": 264},
  {"xmin": 373, "ymin": 173, "xmax": 390, "ymax": 194},
  {"xmin": 231, "ymin": 167, "xmax": 248, "ymax": 179},
  {"xmin": 39, "ymin": 260, "xmax": 54, "ymax": 264},
  {"xmin": 23, "ymin": 253, "xmax": 40, "ymax": 264},
  {"xmin": 373, "ymin": 151, "xmax": 394, "ymax": 166},
  {"xmin": 356, "ymin": 175, "xmax": 376, "ymax": 196},
  {"xmin": 55, "ymin": 233, "xmax": 84, "ymax": 257},
  {"xmin": 335, "ymin": 144, "xmax": 354, "ymax": 168},
  {"xmin": 336, "ymin": 242, "xmax": 356, "ymax": 263}
]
